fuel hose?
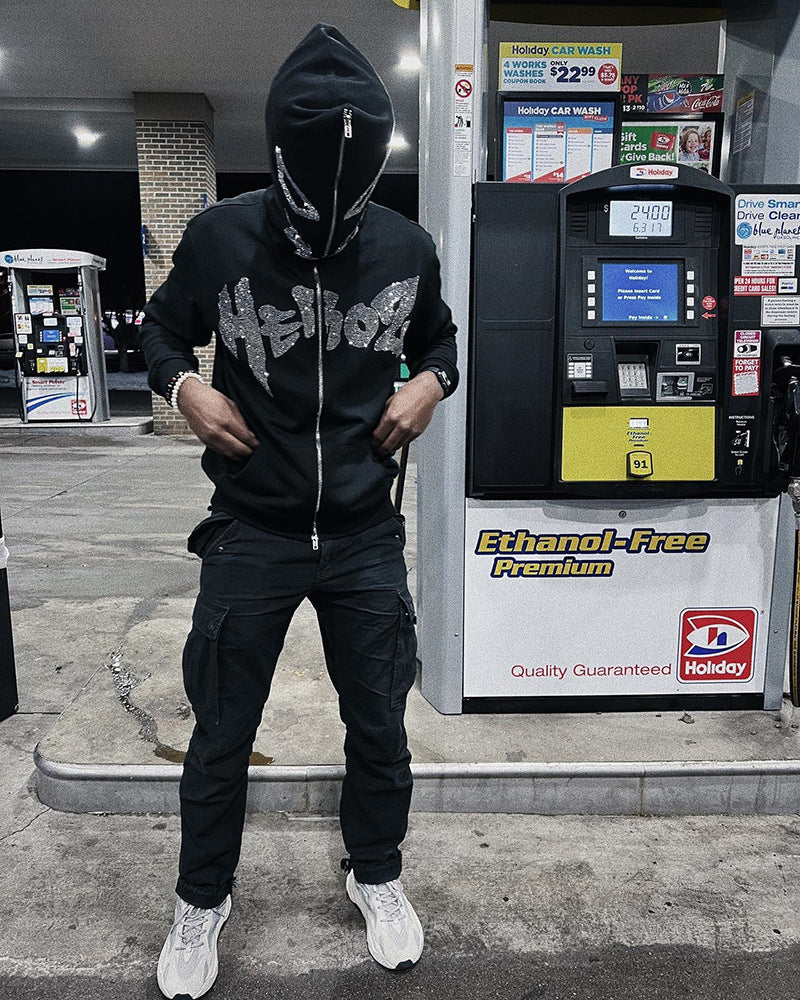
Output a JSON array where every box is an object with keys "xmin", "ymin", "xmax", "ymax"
[
  {"xmin": 788, "ymin": 480, "xmax": 800, "ymax": 706},
  {"xmin": 394, "ymin": 443, "xmax": 410, "ymax": 514}
]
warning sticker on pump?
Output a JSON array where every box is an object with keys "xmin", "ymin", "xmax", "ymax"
[
  {"xmin": 453, "ymin": 63, "xmax": 474, "ymax": 177},
  {"xmin": 732, "ymin": 357, "xmax": 760, "ymax": 396},
  {"xmin": 14, "ymin": 314, "xmax": 32, "ymax": 336},
  {"xmin": 762, "ymin": 296, "xmax": 800, "ymax": 326},
  {"xmin": 734, "ymin": 330, "xmax": 761, "ymax": 357}
]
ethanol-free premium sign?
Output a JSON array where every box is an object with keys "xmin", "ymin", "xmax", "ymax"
[{"xmin": 462, "ymin": 503, "xmax": 775, "ymax": 699}]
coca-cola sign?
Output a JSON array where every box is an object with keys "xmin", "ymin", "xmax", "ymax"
[
  {"xmin": 681, "ymin": 92, "xmax": 724, "ymax": 113},
  {"xmin": 645, "ymin": 74, "xmax": 724, "ymax": 115}
]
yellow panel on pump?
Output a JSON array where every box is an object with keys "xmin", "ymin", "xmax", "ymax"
[{"xmin": 561, "ymin": 406, "xmax": 716, "ymax": 482}]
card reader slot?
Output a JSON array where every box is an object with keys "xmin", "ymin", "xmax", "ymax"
[{"xmin": 572, "ymin": 380, "xmax": 609, "ymax": 396}]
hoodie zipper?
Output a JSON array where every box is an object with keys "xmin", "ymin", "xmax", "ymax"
[
  {"xmin": 312, "ymin": 110, "xmax": 352, "ymax": 547},
  {"xmin": 311, "ymin": 266, "xmax": 325, "ymax": 550},
  {"xmin": 322, "ymin": 109, "xmax": 351, "ymax": 258}
]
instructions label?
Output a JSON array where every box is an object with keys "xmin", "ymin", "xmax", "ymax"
[
  {"xmin": 741, "ymin": 245, "xmax": 795, "ymax": 276},
  {"xmin": 499, "ymin": 42, "xmax": 621, "ymax": 91},
  {"xmin": 762, "ymin": 296, "xmax": 800, "ymax": 326}
]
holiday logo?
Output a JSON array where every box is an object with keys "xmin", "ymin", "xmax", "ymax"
[
  {"xmin": 678, "ymin": 609, "xmax": 756, "ymax": 682},
  {"xmin": 630, "ymin": 164, "xmax": 680, "ymax": 180}
]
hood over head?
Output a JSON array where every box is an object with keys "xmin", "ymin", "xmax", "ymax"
[{"xmin": 265, "ymin": 24, "xmax": 395, "ymax": 260}]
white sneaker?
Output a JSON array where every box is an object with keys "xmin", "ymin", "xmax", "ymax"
[
  {"xmin": 157, "ymin": 893, "xmax": 231, "ymax": 999},
  {"xmin": 346, "ymin": 870, "xmax": 424, "ymax": 970}
]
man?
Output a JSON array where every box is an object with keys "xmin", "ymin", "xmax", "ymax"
[{"xmin": 139, "ymin": 24, "xmax": 458, "ymax": 1000}]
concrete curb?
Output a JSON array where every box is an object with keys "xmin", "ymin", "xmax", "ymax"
[
  {"xmin": 0, "ymin": 417, "xmax": 153, "ymax": 436},
  {"xmin": 34, "ymin": 746, "xmax": 800, "ymax": 816}
]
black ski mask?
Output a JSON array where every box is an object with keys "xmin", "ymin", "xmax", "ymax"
[{"xmin": 265, "ymin": 24, "xmax": 395, "ymax": 261}]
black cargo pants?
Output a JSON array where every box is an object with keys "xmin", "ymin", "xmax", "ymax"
[{"xmin": 175, "ymin": 511, "xmax": 417, "ymax": 909}]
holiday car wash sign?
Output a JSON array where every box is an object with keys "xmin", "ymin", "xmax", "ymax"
[
  {"xmin": 462, "ymin": 501, "xmax": 775, "ymax": 699},
  {"xmin": 499, "ymin": 42, "xmax": 621, "ymax": 92}
]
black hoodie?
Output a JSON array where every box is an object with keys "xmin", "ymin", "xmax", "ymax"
[{"xmin": 140, "ymin": 24, "xmax": 458, "ymax": 543}]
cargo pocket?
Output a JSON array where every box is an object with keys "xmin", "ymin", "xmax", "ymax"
[
  {"xmin": 187, "ymin": 512, "xmax": 238, "ymax": 559},
  {"xmin": 390, "ymin": 589, "xmax": 418, "ymax": 711},
  {"xmin": 182, "ymin": 596, "xmax": 230, "ymax": 727}
]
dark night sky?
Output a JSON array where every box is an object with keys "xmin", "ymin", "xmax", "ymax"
[{"xmin": 1, "ymin": 171, "xmax": 419, "ymax": 312}]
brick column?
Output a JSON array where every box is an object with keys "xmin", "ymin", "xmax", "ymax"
[{"xmin": 134, "ymin": 93, "xmax": 216, "ymax": 434}]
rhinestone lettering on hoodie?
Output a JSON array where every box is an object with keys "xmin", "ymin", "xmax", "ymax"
[
  {"xmin": 216, "ymin": 275, "xmax": 419, "ymax": 383},
  {"xmin": 217, "ymin": 277, "xmax": 273, "ymax": 395}
]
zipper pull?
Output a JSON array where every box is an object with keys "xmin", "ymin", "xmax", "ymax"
[
  {"xmin": 312, "ymin": 530, "xmax": 320, "ymax": 551},
  {"xmin": 343, "ymin": 108, "xmax": 353, "ymax": 139}
]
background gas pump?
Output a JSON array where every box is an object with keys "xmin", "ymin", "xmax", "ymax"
[{"xmin": 2, "ymin": 249, "xmax": 110, "ymax": 423}]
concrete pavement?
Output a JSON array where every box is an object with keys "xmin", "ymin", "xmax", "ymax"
[{"xmin": 1, "ymin": 432, "xmax": 800, "ymax": 997}]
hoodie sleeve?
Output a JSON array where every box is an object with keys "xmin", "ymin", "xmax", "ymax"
[
  {"xmin": 402, "ymin": 242, "xmax": 459, "ymax": 398},
  {"xmin": 138, "ymin": 226, "xmax": 214, "ymax": 399}
]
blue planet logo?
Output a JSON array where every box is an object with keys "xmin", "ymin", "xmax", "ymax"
[
  {"xmin": 3, "ymin": 254, "xmax": 13, "ymax": 264},
  {"xmin": 737, "ymin": 222, "xmax": 752, "ymax": 240}
]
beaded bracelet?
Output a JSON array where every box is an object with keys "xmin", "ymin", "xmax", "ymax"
[{"xmin": 167, "ymin": 370, "xmax": 204, "ymax": 409}]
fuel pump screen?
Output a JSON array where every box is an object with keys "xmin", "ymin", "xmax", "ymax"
[
  {"xmin": 609, "ymin": 201, "xmax": 673, "ymax": 236},
  {"xmin": 601, "ymin": 263, "xmax": 679, "ymax": 323}
]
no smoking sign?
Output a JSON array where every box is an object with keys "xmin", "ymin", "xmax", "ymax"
[{"xmin": 455, "ymin": 78, "xmax": 472, "ymax": 98}]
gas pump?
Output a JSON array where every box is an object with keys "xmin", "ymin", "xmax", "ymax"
[
  {"xmin": 3, "ymin": 249, "xmax": 110, "ymax": 422},
  {"xmin": 465, "ymin": 165, "xmax": 800, "ymax": 713}
]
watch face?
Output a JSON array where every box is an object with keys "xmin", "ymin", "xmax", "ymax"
[{"xmin": 434, "ymin": 369, "xmax": 451, "ymax": 393}]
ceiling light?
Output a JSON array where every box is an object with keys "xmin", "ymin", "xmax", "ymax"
[
  {"xmin": 389, "ymin": 132, "xmax": 410, "ymax": 151},
  {"xmin": 73, "ymin": 125, "xmax": 102, "ymax": 148},
  {"xmin": 397, "ymin": 52, "xmax": 422, "ymax": 73}
]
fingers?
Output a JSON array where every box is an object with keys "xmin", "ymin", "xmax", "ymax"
[
  {"xmin": 221, "ymin": 399, "xmax": 260, "ymax": 450},
  {"xmin": 372, "ymin": 410, "xmax": 393, "ymax": 452},
  {"xmin": 372, "ymin": 417, "xmax": 415, "ymax": 456},
  {"xmin": 207, "ymin": 428, "xmax": 256, "ymax": 460}
]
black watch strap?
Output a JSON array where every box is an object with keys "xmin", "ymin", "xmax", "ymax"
[{"xmin": 429, "ymin": 368, "xmax": 452, "ymax": 397}]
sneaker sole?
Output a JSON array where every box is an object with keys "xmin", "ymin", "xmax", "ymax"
[
  {"xmin": 346, "ymin": 873, "xmax": 423, "ymax": 972},
  {"xmin": 157, "ymin": 896, "xmax": 231, "ymax": 1000}
]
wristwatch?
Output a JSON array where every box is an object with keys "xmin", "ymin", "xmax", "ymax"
[{"xmin": 427, "ymin": 368, "xmax": 452, "ymax": 398}]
